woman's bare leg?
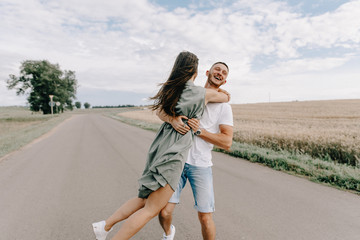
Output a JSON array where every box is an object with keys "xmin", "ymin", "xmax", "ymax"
[
  {"xmin": 111, "ymin": 184, "xmax": 174, "ymax": 240},
  {"xmin": 104, "ymin": 197, "xmax": 146, "ymax": 231}
]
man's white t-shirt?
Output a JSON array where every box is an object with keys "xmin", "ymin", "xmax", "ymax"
[{"xmin": 186, "ymin": 102, "xmax": 233, "ymax": 167}]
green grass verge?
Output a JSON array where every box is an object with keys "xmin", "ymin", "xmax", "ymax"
[
  {"xmin": 0, "ymin": 115, "xmax": 70, "ymax": 158},
  {"xmin": 216, "ymin": 142, "xmax": 360, "ymax": 193},
  {"xmin": 108, "ymin": 112, "xmax": 360, "ymax": 194},
  {"xmin": 0, "ymin": 106, "xmax": 79, "ymax": 159},
  {"xmin": 110, "ymin": 115, "xmax": 162, "ymax": 131}
]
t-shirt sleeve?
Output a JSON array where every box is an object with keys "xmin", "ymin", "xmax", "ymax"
[{"xmin": 218, "ymin": 103, "xmax": 233, "ymax": 126}]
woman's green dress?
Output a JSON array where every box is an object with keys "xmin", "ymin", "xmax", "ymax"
[{"xmin": 138, "ymin": 81, "xmax": 206, "ymax": 198}]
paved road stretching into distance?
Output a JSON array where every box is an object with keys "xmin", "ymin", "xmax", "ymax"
[{"xmin": 0, "ymin": 114, "xmax": 359, "ymax": 240}]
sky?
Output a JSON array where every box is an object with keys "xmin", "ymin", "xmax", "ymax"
[{"xmin": 0, "ymin": 0, "xmax": 359, "ymax": 107}]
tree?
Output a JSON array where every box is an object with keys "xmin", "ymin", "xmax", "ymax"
[
  {"xmin": 84, "ymin": 102, "xmax": 91, "ymax": 109},
  {"xmin": 6, "ymin": 60, "xmax": 78, "ymax": 114},
  {"xmin": 75, "ymin": 101, "xmax": 81, "ymax": 109}
]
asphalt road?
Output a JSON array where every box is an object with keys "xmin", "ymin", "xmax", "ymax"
[{"xmin": 0, "ymin": 114, "xmax": 359, "ymax": 240}]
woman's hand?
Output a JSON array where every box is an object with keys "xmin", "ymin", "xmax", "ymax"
[
  {"xmin": 205, "ymin": 88, "xmax": 230, "ymax": 104},
  {"xmin": 170, "ymin": 115, "xmax": 190, "ymax": 135},
  {"xmin": 187, "ymin": 118, "xmax": 200, "ymax": 132},
  {"xmin": 218, "ymin": 88, "xmax": 231, "ymax": 101}
]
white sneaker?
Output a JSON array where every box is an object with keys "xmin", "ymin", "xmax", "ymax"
[
  {"xmin": 92, "ymin": 220, "xmax": 112, "ymax": 240},
  {"xmin": 162, "ymin": 225, "xmax": 175, "ymax": 240}
]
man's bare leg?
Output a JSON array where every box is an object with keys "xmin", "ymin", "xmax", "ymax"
[
  {"xmin": 198, "ymin": 212, "xmax": 216, "ymax": 240},
  {"xmin": 159, "ymin": 203, "xmax": 176, "ymax": 235}
]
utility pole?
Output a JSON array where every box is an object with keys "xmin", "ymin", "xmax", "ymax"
[
  {"xmin": 49, "ymin": 95, "xmax": 54, "ymax": 115},
  {"xmin": 269, "ymin": 92, "xmax": 271, "ymax": 103}
]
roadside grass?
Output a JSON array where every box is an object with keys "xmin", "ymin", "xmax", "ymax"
[
  {"xmin": 110, "ymin": 114, "xmax": 162, "ymax": 132},
  {"xmin": 111, "ymin": 108, "xmax": 360, "ymax": 194},
  {"xmin": 0, "ymin": 106, "xmax": 71, "ymax": 159},
  {"xmin": 215, "ymin": 142, "xmax": 360, "ymax": 193}
]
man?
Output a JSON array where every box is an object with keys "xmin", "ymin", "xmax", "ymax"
[{"xmin": 157, "ymin": 62, "xmax": 234, "ymax": 240}]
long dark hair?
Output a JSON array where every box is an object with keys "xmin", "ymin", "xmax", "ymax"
[{"xmin": 151, "ymin": 51, "xmax": 199, "ymax": 117}]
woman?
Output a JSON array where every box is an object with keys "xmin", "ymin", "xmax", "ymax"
[{"xmin": 92, "ymin": 51, "xmax": 229, "ymax": 240}]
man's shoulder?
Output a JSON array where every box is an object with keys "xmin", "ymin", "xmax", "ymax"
[
  {"xmin": 203, "ymin": 102, "xmax": 232, "ymax": 123},
  {"xmin": 206, "ymin": 102, "xmax": 231, "ymax": 109},
  {"xmin": 215, "ymin": 103, "xmax": 233, "ymax": 125},
  {"xmin": 205, "ymin": 103, "xmax": 232, "ymax": 118},
  {"xmin": 221, "ymin": 102, "xmax": 232, "ymax": 109},
  {"xmin": 207, "ymin": 102, "xmax": 232, "ymax": 113}
]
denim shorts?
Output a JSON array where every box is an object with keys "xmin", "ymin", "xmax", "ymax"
[{"xmin": 169, "ymin": 163, "xmax": 215, "ymax": 213}]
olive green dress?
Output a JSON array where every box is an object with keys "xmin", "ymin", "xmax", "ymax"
[{"xmin": 138, "ymin": 81, "xmax": 206, "ymax": 198}]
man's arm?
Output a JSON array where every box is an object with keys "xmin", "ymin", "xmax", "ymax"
[
  {"xmin": 199, "ymin": 125, "xmax": 233, "ymax": 151},
  {"xmin": 187, "ymin": 119, "xmax": 233, "ymax": 151}
]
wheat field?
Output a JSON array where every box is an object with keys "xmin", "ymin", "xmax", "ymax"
[
  {"xmin": 119, "ymin": 108, "xmax": 163, "ymax": 124},
  {"xmin": 232, "ymin": 99, "xmax": 360, "ymax": 166},
  {"xmin": 119, "ymin": 99, "xmax": 360, "ymax": 166}
]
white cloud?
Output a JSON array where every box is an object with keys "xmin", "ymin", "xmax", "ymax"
[
  {"xmin": 1, "ymin": 0, "xmax": 359, "ymax": 106},
  {"xmin": 264, "ymin": 56, "xmax": 352, "ymax": 75}
]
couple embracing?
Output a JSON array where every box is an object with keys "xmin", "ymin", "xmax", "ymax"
[{"xmin": 93, "ymin": 51, "xmax": 233, "ymax": 240}]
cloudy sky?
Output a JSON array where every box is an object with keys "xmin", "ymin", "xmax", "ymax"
[{"xmin": 1, "ymin": 0, "xmax": 359, "ymax": 106}]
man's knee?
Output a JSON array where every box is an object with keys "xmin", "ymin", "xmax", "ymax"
[
  {"xmin": 159, "ymin": 203, "xmax": 176, "ymax": 220},
  {"xmin": 198, "ymin": 212, "xmax": 214, "ymax": 226},
  {"xmin": 159, "ymin": 208, "xmax": 171, "ymax": 219}
]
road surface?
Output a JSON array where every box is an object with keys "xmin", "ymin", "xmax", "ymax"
[{"xmin": 0, "ymin": 114, "xmax": 359, "ymax": 239}]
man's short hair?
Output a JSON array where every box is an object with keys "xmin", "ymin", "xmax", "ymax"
[{"xmin": 211, "ymin": 62, "xmax": 229, "ymax": 71}]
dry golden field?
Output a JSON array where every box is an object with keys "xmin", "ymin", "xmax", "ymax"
[
  {"xmin": 232, "ymin": 99, "xmax": 360, "ymax": 166},
  {"xmin": 119, "ymin": 108, "xmax": 163, "ymax": 124},
  {"xmin": 119, "ymin": 99, "xmax": 360, "ymax": 166}
]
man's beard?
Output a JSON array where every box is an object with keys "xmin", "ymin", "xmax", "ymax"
[{"xmin": 207, "ymin": 76, "xmax": 222, "ymax": 88}]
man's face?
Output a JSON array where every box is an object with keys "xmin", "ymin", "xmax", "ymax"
[{"xmin": 206, "ymin": 63, "xmax": 228, "ymax": 87}]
